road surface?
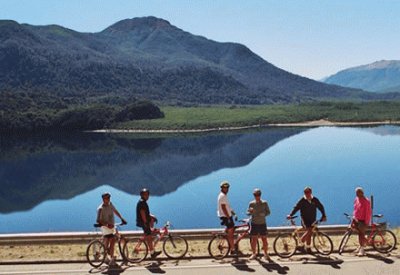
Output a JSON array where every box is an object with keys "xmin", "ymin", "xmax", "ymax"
[{"xmin": 0, "ymin": 252, "xmax": 399, "ymax": 275}]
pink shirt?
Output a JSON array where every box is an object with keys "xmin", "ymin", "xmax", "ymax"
[{"xmin": 353, "ymin": 197, "xmax": 371, "ymax": 225}]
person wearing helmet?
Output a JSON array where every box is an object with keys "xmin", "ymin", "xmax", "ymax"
[
  {"xmin": 247, "ymin": 188, "xmax": 271, "ymax": 261},
  {"xmin": 287, "ymin": 187, "xmax": 327, "ymax": 253},
  {"xmin": 97, "ymin": 192, "xmax": 127, "ymax": 266},
  {"xmin": 136, "ymin": 188, "xmax": 161, "ymax": 258},
  {"xmin": 217, "ymin": 181, "xmax": 236, "ymax": 254}
]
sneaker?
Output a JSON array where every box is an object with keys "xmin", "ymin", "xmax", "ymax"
[
  {"xmin": 104, "ymin": 256, "xmax": 110, "ymax": 264},
  {"xmin": 305, "ymin": 248, "xmax": 313, "ymax": 254},
  {"xmin": 230, "ymin": 250, "xmax": 237, "ymax": 255},
  {"xmin": 263, "ymin": 254, "xmax": 272, "ymax": 262},
  {"xmin": 357, "ymin": 247, "xmax": 366, "ymax": 257},
  {"xmin": 151, "ymin": 251, "xmax": 162, "ymax": 258},
  {"xmin": 109, "ymin": 257, "xmax": 117, "ymax": 266},
  {"xmin": 248, "ymin": 254, "xmax": 257, "ymax": 260}
]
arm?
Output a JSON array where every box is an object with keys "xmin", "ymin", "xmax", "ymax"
[
  {"xmin": 265, "ymin": 202, "xmax": 271, "ymax": 217},
  {"xmin": 288, "ymin": 199, "xmax": 302, "ymax": 217},
  {"xmin": 140, "ymin": 209, "xmax": 149, "ymax": 226},
  {"xmin": 113, "ymin": 208, "xmax": 127, "ymax": 224},
  {"xmin": 96, "ymin": 208, "xmax": 102, "ymax": 225},
  {"xmin": 221, "ymin": 204, "xmax": 231, "ymax": 218},
  {"xmin": 315, "ymin": 198, "xmax": 327, "ymax": 220}
]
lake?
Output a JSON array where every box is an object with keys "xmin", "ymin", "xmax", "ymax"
[{"xmin": 1, "ymin": 126, "xmax": 399, "ymax": 233}]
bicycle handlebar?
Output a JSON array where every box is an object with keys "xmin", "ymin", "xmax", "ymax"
[{"xmin": 93, "ymin": 221, "xmax": 127, "ymax": 228}]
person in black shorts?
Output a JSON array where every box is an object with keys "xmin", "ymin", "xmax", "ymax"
[
  {"xmin": 247, "ymin": 188, "xmax": 271, "ymax": 261},
  {"xmin": 136, "ymin": 188, "xmax": 161, "ymax": 258},
  {"xmin": 217, "ymin": 181, "xmax": 236, "ymax": 254},
  {"xmin": 287, "ymin": 187, "xmax": 327, "ymax": 253}
]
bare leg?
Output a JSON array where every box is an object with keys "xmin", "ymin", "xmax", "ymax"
[
  {"xmin": 301, "ymin": 228, "xmax": 312, "ymax": 245},
  {"xmin": 261, "ymin": 236, "xmax": 268, "ymax": 256},
  {"xmin": 146, "ymin": 235, "xmax": 154, "ymax": 252},
  {"xmin": 109, "ymin": 237, "xmax": 116, "ymax": 258},
  {"xmin": 250, "ymin": 236, "xmax": 258, "ymax": 255},
  {"xmin": 227, "ymin": 228, "xmax": 235, "ymax": 251},
  {"xmin": 358, "ymin": 227, "xmax": 366, "ymax": 247}
]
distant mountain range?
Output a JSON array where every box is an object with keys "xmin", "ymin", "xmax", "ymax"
[
  {"xmin": 0, "ymin": 16, "xmax": 389, "ymax": 105},
  {"xmin": 323, "ymin": 60, "xmax": 400, "ymax": 93}
]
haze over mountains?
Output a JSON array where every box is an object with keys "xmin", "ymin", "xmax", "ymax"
[
  {"xmin": 324, "ymin": 60, "xmax": 400, "ymax": 93},
  {"xmin": 0, "ymin": 16, "xmax": 386, "ymax": 105}
]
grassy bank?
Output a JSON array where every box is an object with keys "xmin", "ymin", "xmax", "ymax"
[
  {"xmin": 116, "ymin": 101, "xmax": 400, "ymax": 130},
  {"xmin": 1, "ymin": 228, "xmax": 399, "ymax": 263}
]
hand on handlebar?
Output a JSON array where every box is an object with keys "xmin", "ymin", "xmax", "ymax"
[
  {"xmin": 286, "ymin": 215, "xmax": 292, "ymax": 220},
  {"xmin": 320, "ymin": 216, "xmax": 327, "ymax": 222},
  {"xmin": 121, "ymin": 218, "xmax": 127, "ymax": 225}
]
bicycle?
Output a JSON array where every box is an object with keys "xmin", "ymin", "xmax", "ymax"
[
  {"xmin": 208, "ymin": 216, "xmax": 260, "ymax": 260},
  {"xmin": 338, "ymin": 213, "xmax": 397, "ymax": 254},
  {"xmin": 273, "ymin": 216, "xmax": 333, "ymax": 258},
  {"xmin": 123, "ymin": 221, "xmax": 189, "ymax": 263},
  {"xmin": 86, "ymin": 222, "xmax": 128, "ymax": 268}
]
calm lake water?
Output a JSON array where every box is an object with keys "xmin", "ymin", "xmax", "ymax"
[{"xmin": 1, "ymin": 126, "xmax": 399, "ymax": 233}]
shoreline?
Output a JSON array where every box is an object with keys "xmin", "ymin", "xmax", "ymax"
[{"xmin": 92, "ymin": 119, "xmax": 400, "ymax": 134}]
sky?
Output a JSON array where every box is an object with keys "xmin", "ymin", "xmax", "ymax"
[{"xmin": 1, "ymin": 0, "xmax": 399, "ymax": 80}]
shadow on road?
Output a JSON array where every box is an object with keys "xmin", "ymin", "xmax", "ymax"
[
  {"xmin": 257, "ymin": 259, "xmax": 290, "ymax": 274},
  {"xmin": 300, "ymin": 254, "xmax": 343, "ymax": 269},
  {"xmin": 366, "ymin": 253, "xmax": 394, "ymax": 264},
  {"xmin": 145, "ymin": 261, "xmax": 166, "ymax": 274},
  {"xmin": 230, "ymin": 259, "xmax": 256, "ymax": 272}
]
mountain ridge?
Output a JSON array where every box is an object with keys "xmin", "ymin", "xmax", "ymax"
[
  {"xmin": 0, "ymin": 17, "xmax": 394, "ymax": 104},
  {"xmin": 323, "ymin": 60, "xmax": 400, "ymax": 93}
]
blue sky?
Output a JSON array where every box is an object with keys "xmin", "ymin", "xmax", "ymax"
[{"xmin": 1, "ymin": 0, "xmax": 399, "ymax": 79}]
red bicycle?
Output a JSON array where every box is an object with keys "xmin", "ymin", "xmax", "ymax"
[
  {"xmin": 208, "ymin": 217, "xmax": 260, "ymax": 259},
  {"xmin": 123, "ymin": 221, "xmax": 188, "ymax": 263},
  {"xmin": 338, "ymin": 213, "xmax": 397, "ymax": 254}
]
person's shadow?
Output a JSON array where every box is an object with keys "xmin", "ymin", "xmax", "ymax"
[
  {"xmin": 145, "ymin": 260, "xmax": 167, "ymax": 274},
  {"xmin": 366, "ymin": 253, "xmax": 395, "ymax": 264},
  {"xmin": 300, "ymin": 254, "xmax": 343, "ymax": 269},
  {"xmin": 257, "ymin": 259, "xmax": 290, "ymax": 274},
  {"xmin": 231, "ymin": 258, "xmax": 256, "ymax": 272}
]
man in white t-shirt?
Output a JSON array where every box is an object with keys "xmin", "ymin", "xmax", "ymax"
[{"xmin": 217, "ymin": 181, "xmax": 236, "ymax": 254}]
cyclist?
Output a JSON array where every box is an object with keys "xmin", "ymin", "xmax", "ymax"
[
  {"xmin": 287, "ymin": 186, "xmax": 327, "ymax": 253},
  {"xmin": 247, "ymin": 188, "xmax": 271, "ymax": 261},
  {"xmin": 96, "ymin": 192, "xmax": 127, "ymax": 266},
  {"xmin": 352, "ymin": 187, "xmax": 372, "ymax": 257},
  {"xmin": 136, "ymin": 188, "xmax": 161, "ymax": 258},
  {"xmin": 217, "ymin": 181, "xmax": 237, "ymax": 255}
]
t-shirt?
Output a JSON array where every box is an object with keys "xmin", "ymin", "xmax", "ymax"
[
  {"xmin": 97, "ymin": 202, "xmax": 116, "ymax": 225},
  {"xmin": 248, "ymin": 200, "xmax": 271, "ymax": 225},
  {"xmin": 136, "ymin": 199, "xmax": 150, "ymax": 227},
  {"xmin": 217, "ymin": 192, "xmax": 232, "ymax": 217}
]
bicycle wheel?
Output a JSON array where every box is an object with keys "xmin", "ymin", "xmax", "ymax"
[
  {"xmin": 372, "ymin": 229, "xmax": 397, "ymax": 253},
  {"xmin": 338, "ymin": 231, "xmax": 359, "ymax": 255},
  {"xmin": 86, "ymin": 239, "xmax": 106, "ymax": 268},
  {"xmin": 123, "ymin": 238, "xmax": 148, "ymax": 263},
  {"xmin": 273, "ymin": 233, "xmax": 297, "ymax": 258},
  {"xmin": 313, "ymin": 232, "xmax": 333, "ymax": 255},
  {"xmin": 163, "ymin": 235, "xmax": 189, "ymax": 259},
  {"xmin": 208, "ymin": 234, "xmax": 230, "ymax": 260}
]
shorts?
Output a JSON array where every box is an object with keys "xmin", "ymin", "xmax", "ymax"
[
  {"xmin": 220, "ymin": 217, "xmax": 235, "ymax": 229},
  {"xmin": 250, "ymin": 223, "xmax": 267, "ymax": 236},
  {"xmin": 138, "ymin": 224, "xmax": 152, "ymax": 236},
  {"xmin": 301, "ymin": 219, "xmax": 315, "ymax": 228},
  {"xmin": 101, "ymin": 226, "xmax": 116, "ymax": 238},
  {"xmin": 354, "ymin": 220, "xmax": 367, "ymax": 231}
]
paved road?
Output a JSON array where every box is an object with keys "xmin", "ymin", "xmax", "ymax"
[{"xmin": 1, "ymin": 253, "xmax": 399, "ymax": 275}]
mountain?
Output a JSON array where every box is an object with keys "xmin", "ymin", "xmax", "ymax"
[
  {"xmin": 323, "ymin": 60, "xmax": 400, "ymax": 93},
  {"xmin": 0, "ymin": 16, "xmax": 380, "ymax": 105}
]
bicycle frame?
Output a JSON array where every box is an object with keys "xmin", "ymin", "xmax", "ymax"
[{"xmin": 345, "ymin": 213, "xmax": 383, "ymax": 246}]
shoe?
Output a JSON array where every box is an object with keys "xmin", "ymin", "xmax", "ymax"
[
  {"xmin": 305, "ymin": 248, "xmax": 313, "ymax": 254},
  {"xmin": 263, "ymin": 255, "xmax": 272, "ymax": 262},
  {"xmin": 151, "ymin": 251, "xmax": 162, "ymax": 258},
  {"xmin": 357, "ymin": 247, "xmax": 366, "ymax": 257},
  {"xmin": 104, "ymin": 256, "xmax": 110, "ymax": 264},
  {"xmin": 248, "ymin": 254, "xmax": 257, "ymax": 260},
  {"xmin": 297, "ymin": 246, "xmax": 306, "ymax": 253},
  {"xmin": 230, "ymin": 250, "xmax": 237, "ymax": 255},
  {"xmin": 109, "ymin": 257, "xmax": 117, "ymax": 266}
]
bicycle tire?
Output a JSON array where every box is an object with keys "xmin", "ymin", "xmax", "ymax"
[
  {"xmin": 86, "ymin": 239, "xmax": 106, "ymax": 268},
  {"xmin": 372, "ymin": 229, "xmax": 397, "ymax": 253},
  {"xmin": 338, "ymin": 231, "xmax": 358, "ymax": 255},
  {"xmin": 273, "ymin": 233, "xmax": 297, "ymax": 258},
  {"xmin": 208, "ymin": 234, "xmax": 230, "ymax": 260},
  {"xmin": 123, "ymin": 238, "xmax": 148, "ymax": 263},
  {"xmin": 313, "ymin": 232, "xmax": 333, "ymax": 255},
  {"xmin": 163, "ymin": 235, "xmax": 189, "ymax": 259}
]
